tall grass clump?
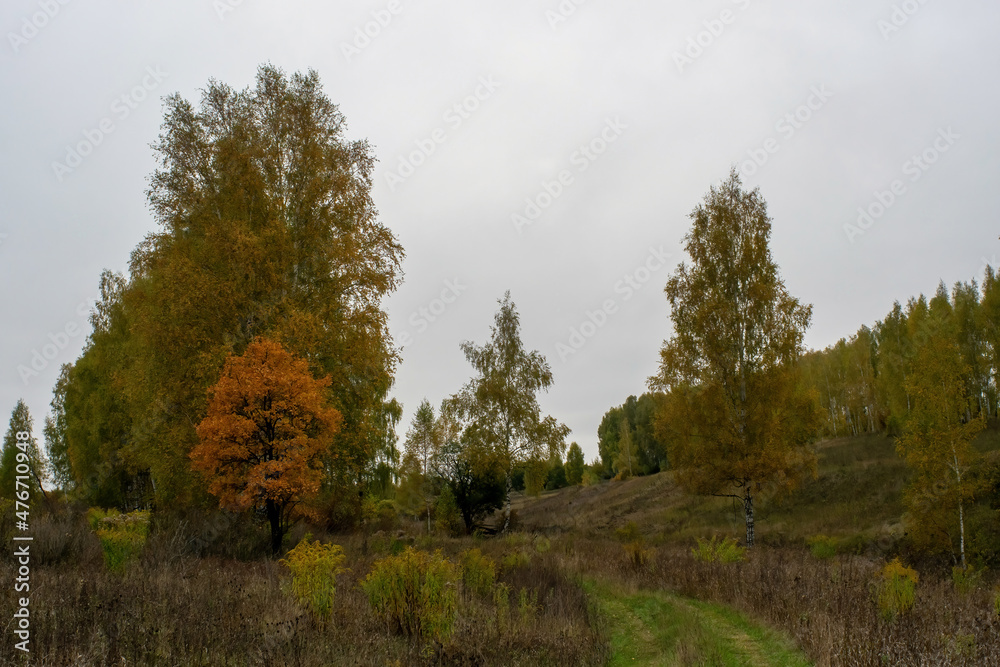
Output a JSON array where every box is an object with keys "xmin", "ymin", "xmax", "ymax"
[
  {"xmin": 874, "ymin": 557, "xmax": 918, "ymax": 621},
  {"xmin": 87, "ymin": 508, "xmax": 151, "ymax": 572},
  {"xmin": 363, "ymin": 547, "xmax": 459, "ymax": 642},
  {"xmin": 691, "ymin": 535, "xmax": 746, "ymax": 563},
  {"xmin": 460, "ymin": 548, "xmax": 496, "ymax": 598},
  {"xmin": 279, "ymin": 536, "xmax": 347, "ymax": 618}
]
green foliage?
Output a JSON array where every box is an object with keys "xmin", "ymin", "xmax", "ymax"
[
  {"xmin": 598, "ymin": 394, "xmax": 668, "ymax": 478},
  {"xmin": 88, "ymin": 508, "xmax": 151, "ymax": 572},
  {"xmin": 806, "ymin": 534, "xmax": 838, "ymax": 560},
  {"xmin": 448, "ymin": 292, "xmax": 570, "ymax": 530},
  {"xmin": 502, "ymin": 549, "xmax": 531, "ymax": 571},
  {"xmin": 951, "ymin": 566, "xmax": 982, "ymax": 596},
  {"xmin": 545, "ymin": 461, "xmax": 568, "ymax": 490},
  {"xmin": 691, "ymin": 536, "xmax": 746, "ymax": 564},
  {"xmin": 362, "ymin": 547, "xmax": 459, "ymax": 642},
  {"xmin": 460, "ymin": 548, "xmax": 496, "ymax": 598},
  {"xmin": 433, "ymin": 485, "xmax": 464, "ymax": 536},
  {"xmin": 565, "ymin": 442, "xmax": 585, "ymax": 485},
  {"xmin": 1, "ymin": 399, "xmax": 46, "ymax": 502},
  {"xmin": 279, "ymin": 537, "xmax": 347, "ymax": 618},
  {"xmin": 533, "ymin": 535, "xmax": 551, "ymax": 554},
  {"xmin": 874, "ymin": 558, "xmax": 918, "ymax": 621}
]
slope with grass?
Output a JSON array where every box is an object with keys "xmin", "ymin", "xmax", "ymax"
[{"xmin": 515, "ymin": 427, "xmax": 1000, "ymax": 554}]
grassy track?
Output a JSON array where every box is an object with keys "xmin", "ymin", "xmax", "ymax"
[{"xmin": 585, "ymin": 579, "xmax": 813, "ymax": 667}]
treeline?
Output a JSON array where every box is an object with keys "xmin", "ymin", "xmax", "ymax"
[
  {"xmin": 801, "ymin": 272, "xmax": 1000, "ymax": 438},
  {"xmin": 40, "ymin": 66, "xmax": 405, "ymax": 525}
]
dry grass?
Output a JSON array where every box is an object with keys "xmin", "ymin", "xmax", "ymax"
[{"xmin": 0, "ymin": 510, "xmax": 607, "ymax": 666}]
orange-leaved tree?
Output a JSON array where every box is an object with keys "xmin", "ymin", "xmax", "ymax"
[{"xmin": 192, "ymin": 338, "xmax": 342, "ymax": 554}]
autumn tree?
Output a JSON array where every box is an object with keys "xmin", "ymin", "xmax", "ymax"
[
  {"xmin": 649, "ymin": 170, "xmax": 818, "ymax": 547},
  {"xmin": 56, "ymin": 65, "xmax": 403, "ymax": 511},
  {"xmin": 450, "ymin": 292, "xmax": 569, "ymax": 531},
  {"xmin": 191, "ymin": 338, "xmax": 342, "ymax": 555},
  {"xmin": 0, "ymin": 400, "xmax": 47, "ymax": 504},
  {"xmin": 896, "ymin": 327, "xmax": 985, "ymax": 569},
  {"xmin": 565, "ymin": 442, "xmax": 585, "ymax": 485}
]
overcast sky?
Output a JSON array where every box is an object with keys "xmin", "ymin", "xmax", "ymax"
[{"xmin": 2, "ymin": 0, "xmax": 998, "ymax": 462}]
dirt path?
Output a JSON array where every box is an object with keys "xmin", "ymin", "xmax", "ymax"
[{"xmin": 585, "ymin": 579, "xmax": 813, "ymax": 667}]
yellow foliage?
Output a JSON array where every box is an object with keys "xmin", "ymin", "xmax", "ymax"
[
  {"xmin": 875, "ymin": 558, "xmax": 918, "ymax": 621},
  {"xmin": 279, "ymin": 538, "xmax": 347, "ymax": 618}
]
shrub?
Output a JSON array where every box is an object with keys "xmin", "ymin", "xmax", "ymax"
[
  {"xmin": 460, "ymin": 548, "xmax": 496, "ymax": 598},
  {"xmin": 807, "ymin": 534, "xmax": 838, "ymax": 560},
  {"xmin": 502, "ymin": 550, "xmax": 531, "ymax": 571},
  {"xmin": 434, "ymin": 486, "xmax": 464, "ymax": 537},
  {"xmin": 874, "ymin": 558, "xmax": 918, "ymax": 621},
  {"xmin": 692, "ymin": 535, "xmax": 746, "ymax": 563},
  {"xmin": 624, "ymin": 539, "xmax": 654, "ymax": 570},
  {"xmin": 362, "ymin": 547, "xmax": 459, "ymax": 642},
  {"xmin": 615, "ymin": 521, "xmax": 641, "ymax": 543},
  {"xmin": 88, "ymin": 508, "xmax": 151, "ymax": 572},
  {"xmin": 533, "ymin": 535, "xmax": 551, "ymax": 554},
  {"xmin": 279, "ymin": 537, "xmax": 347, "ymax": 618}
]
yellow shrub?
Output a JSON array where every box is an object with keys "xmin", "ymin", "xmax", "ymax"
[
  {"xmin": 279, "ymin": 538, "xmax": 347, "ymax": 618},
  {"xmin": 692, "ymin": 536, "xmax": 746, "ymax": 563},
  {"xmin": 624, "ymin": 539, "xmax": 654, "ymax": 570},
  {"xmin": 875, "ymin": 558, "xmax": 918, "ymax": 621},
  {"xmin": 363, "ymin": 547, "xmax": 458, "ymax": 642}
]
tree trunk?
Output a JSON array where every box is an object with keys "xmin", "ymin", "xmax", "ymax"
[
  {"xmin": 744, "ymin": 491, "xmax": 755, "ymax": 548},
  {"xmin": 266, "ymin": 499, "xmax": 282, "ymax": 556},
  {"xmin": 958, "ymin": 497, "xmax": 966, "ymax": 570},
  {"xmin": 501, "ymin": 468, "xmax": 513, "ymax": 533}
]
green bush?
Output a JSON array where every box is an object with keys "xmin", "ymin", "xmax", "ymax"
[
  {"xmin": 279, "ymin": 537, "xmax": 347, "ymax": 618},
  {"xmin": 362, "ymin": 547, "xmax": 459, "ymax": 642},
  {"xmin": 692, "ymin": 535, "xmax": 746, "ymax": 564},
  {"xmin": 874, "ymin": 558, "xmax": 918, "ymax": 621},
  {"xmin": 460, "ymin": 548, "xmax": 496, "ymax": 598},
  {"xmin": 807, "ymin": 534, "xmax": 838, "ymax": 560},
  {"xmin": 88, "ymin": 508, "xmax": 151, "ymax": 572}
]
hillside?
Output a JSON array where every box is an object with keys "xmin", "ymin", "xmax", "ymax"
[{"xmin": 513, "ymin": 427, "xmax": 1000, "ymax": 553}]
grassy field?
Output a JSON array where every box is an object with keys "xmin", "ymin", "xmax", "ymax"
[
  {"xmin": 585, "ymin": 579, "xmax": 811, "ymax": 667},
  {"xmin": 4, "ymin": 429, "xmax": 1000, "ymax": 665}
]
